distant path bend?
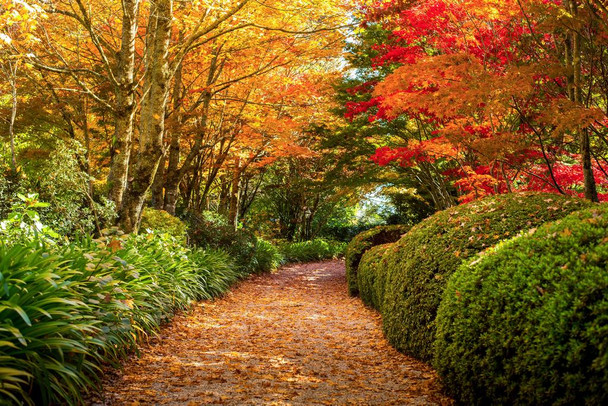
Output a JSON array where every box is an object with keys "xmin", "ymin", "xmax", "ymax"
[{"xmin": 95, "ymin": 260, "xmax": 451, "ymax": 405}]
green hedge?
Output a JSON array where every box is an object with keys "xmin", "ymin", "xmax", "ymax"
[
  {"xmin": 357, "ymin": 243, "xmax": 393, "ymax": 310},
  {"xmin": 381, "ymin": 192, "xmax": 591, "ymax": 361},
  {"xmin": 435, "ymin": 204, "xmax": 608, "ymax": 405},
  {"xmin": 279, "ymin": 238, "xmax": 346, "ymax": 263},
  {"xmin": 0, "ymin": 233, "xmax": 247, "ymax": 405},
  {"xmin": 345, "ymin": 224, "xmax": 410, "ymax": 296}
]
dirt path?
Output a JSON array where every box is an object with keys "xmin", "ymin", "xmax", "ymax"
[{"xmin": 94, "ymin": 261, "xmax": 451, "ymax": 405}]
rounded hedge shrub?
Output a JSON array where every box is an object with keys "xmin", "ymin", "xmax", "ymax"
[
  {"xmin": 357, "ymin": 243, "xmax": 393, "ymax": 310},
  {"xmin": 381, "ymin": 192, "xmax": 592, "ymax": 361},
  {"xmin": 434, "ymin": 204, "xmax": 608, "ymax": 405},
  {"xmin": 140, "ymin": 208, "xmax": 187, "ymax": 240},
  {"xmin": 345, "ymin": 224, "xmax": 410, "ymax": 296}
]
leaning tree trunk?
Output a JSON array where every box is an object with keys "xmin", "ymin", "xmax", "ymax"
[
  {"xmin": 107, "ymin": 0, "xmax": 141, "ymax": 210},
  {"xmin": 119, "ymin": 0, "xmax": 173, "ymax": 232}
]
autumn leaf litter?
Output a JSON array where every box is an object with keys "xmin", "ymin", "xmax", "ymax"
[{"xmin": 91, "ymin": 260, "xmax": 452, "ymax": 405}]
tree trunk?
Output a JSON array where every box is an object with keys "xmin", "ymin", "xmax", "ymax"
[
  {"xmin": 569, "ymin": 0, "xmax": 598, "ymax": 202},
  {"xmin": 228, "ymin": 160, "xmax": 241, "ymax": 230},
  {"xmin": 163, "ymin": 59, "xmax": 185, "ymax": 215},
  {"xmin": 8, "ymin": 61, "xmax": 18, "ymax": 173},
  {"xmin": 107, "ymin": 0, "xmax": 141, "ymax": 210},
  {"xmin": 119, "ymin": 0, "xmax": 173, "ymax": 232},
  {"xmin": 151, "ymin": 155, "xmax": 166, "ymax": 209}
]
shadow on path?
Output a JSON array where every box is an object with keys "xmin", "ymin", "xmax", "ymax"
[{"xmin": 93, "ymin": 260, "xmax": 452, "ymax": 405}]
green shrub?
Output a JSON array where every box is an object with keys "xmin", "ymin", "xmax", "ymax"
[
  {"xmin": 140, "ymin": 208, "xmax": 187, "ymax": 240},
  {"xmin": 345, "ymin": 224, "xmax": 410, "ymax": 296},
  {"xmin": 382, "ymin": 192, "xmax": 591, "ymax": 361},
  {"xmin": 12, "ymin": 141, "xmax": 117, "ymax": 236},
  {"xmin": 251, "ymin": 238, "xmax": 284, "ymax": 273},
  {"xmin": 357, "ymin": 243, "xmax": 393, "ymax": 310},
  {"xmin": 0, "ymin": 231, "xmax": 241, "ymax": 405},
  {"xmin": 0, "ymin": 245, "xmax": 102, "ymax": 405},
  {"xmin": 186, "ymin": 212, "xmax": 258, "ymax": 272},
  {"xmin": 434, "ymin": 204, "xmax": 608, "ymax": 405},
  {"xmin": 279, "ymin": 238, "xmax": 346, "ymax": 263}
]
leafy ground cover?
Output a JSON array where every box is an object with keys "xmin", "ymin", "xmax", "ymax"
[{"xmin": 92, "ymin": 261, "xmax": 451, "ymax": 405}]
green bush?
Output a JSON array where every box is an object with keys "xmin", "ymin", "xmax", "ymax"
[
  {"xmin": 140, "ymin": 208, "xmax": 188, "ymax": 240},
  {"xmin": 0, "ymin": 245, "xmax": 102, "ymax": 405},
  {"xmin": 251, "ymin": 238, "xmax": 284, "ymax": 273},
  {"xmin": 0, "ymin": 231, "xmax": 241, "ymax": 405},
  {"xmin": 345, "ymin": 224, "xmax": 410, "ymax": 296},
  {"xmin": 186, "ymin": 212, "xmax": 258, "ymax": 272},
  {"xmin": 8, "ymin": 141, "xmax": 117, "ymax": 236},
  {"xmin": 357, "ymin": 243, "xmax": 393, "ymax": 310},
  {"xmin": 381, "ymin": 192, "xmax": 591, "ymax": 361},
  {"xmin": 434, "ymin": 204, "xmax": 608, "ymax": 405},
  {"xmin": 279, "ymin": 238, "xmax": 346, "ymax": 263}
]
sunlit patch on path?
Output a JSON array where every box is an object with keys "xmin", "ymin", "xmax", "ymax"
[{"xmin": 93, "ymin": 261, "xmax": 451, "ymax": 405}]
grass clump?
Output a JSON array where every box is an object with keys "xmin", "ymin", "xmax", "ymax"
[{"xmin": 251, "ymin": 238, "xmax": 284, "ymax": 273}]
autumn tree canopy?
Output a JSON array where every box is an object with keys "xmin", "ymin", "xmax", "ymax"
[
  {"xmin": 1, "ymin": 0, "xmax": 351, "ymax": 232},
  {"xmin": 342, "ymin": 0, "xmax": 608, "ymax": 205},
  {"xmin": 2, "ymin": 0, "xmax": 608, "ymax": 234}
]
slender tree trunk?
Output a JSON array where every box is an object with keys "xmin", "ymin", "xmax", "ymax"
[
  {"xmin": 151, "ymin": 155, "xmax": 166, "ymax": 209},
  {"xmin": 569, "ymin": 0, "xmax": 598, "ymax": 202},
  {"xmin": 8, "ymin": 61, "xmax": 18, "ymax": 173},
  {"xmin": 218, "ymin": 174, "xmax": 230, "ymax": 216},
  {"xmin": 108, "ymin": 0, "xmax": 141, "ymax": 210},
  {"xmin": 120, "ymin": 0, "xmax": 173, "ymax": 232},
  {"xmin": 82, "ymin": 98, "xmax": 93, "ymax": 196},
  {"xmin": 228, "ymin": 159, "xmax": 241, "ymax": 230},
  {"xmin": 163, "ymin": 59, "xmax": 185, "ymax": 215}
]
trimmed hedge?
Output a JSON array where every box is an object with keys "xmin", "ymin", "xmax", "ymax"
[
  {"xmin": 434, "ymin": 204, "xmax": 608, "ymax": 405},
  {"xmin": 357, "ymin": 243, "xmax": 393, "ymax": 310},
  {"xmin": 345, "ymin": 224, "xmax": 410, "ymax": 296},
  {"xmin": 381, "ymin": 192, "xmax": 591, "ymax": 361}
]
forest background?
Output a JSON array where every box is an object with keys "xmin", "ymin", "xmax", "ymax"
[{"xmin": 1, "ymin": 0, "xmax": 607, "ymax": 247}]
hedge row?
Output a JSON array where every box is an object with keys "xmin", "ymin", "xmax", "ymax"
[
  {"xmin": 357, "ymin": 243, "xmax": 393, "ymax": 310},
  {"xmin": 349, "ymin": 192, "xmax": 608, "ymax": 404},
  {"xmin": 345, "ymin": 224, "xmax": 410, "ymax": 296},
  {"xmin": 435, "ymin": 204, "xmax": 608, "ymax": 405},
  {"xmin": 380, "ymin": 192, "xmax": 591, "ymax": 361}
]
